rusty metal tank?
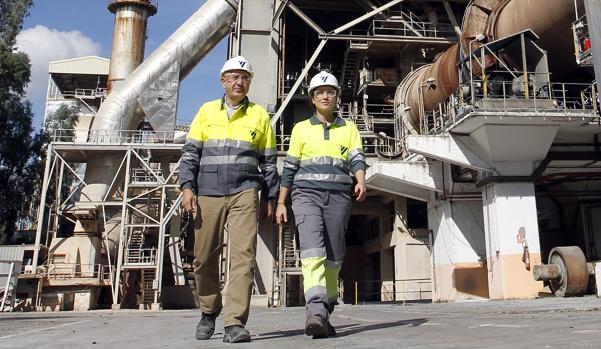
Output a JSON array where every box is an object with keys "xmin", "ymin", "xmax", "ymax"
[{"xmin": 398, "ymin": 0, "xmax": 583, "ymax": 130}]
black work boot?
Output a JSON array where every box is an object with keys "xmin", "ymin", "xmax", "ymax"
[
  {"xmin": 327, "ymin": 321, "xmax": 336, "ymax": 337},
  {"xmin": 223, "ymin": 325, "xmax": 251, "ymax": 343},
  {"xmin": 305, "ymin": 315, "xmax": 329, "ymax": 339},
  {"xmin": 195, "ymin": 312, "xmax": 217, "ymax": 340}
]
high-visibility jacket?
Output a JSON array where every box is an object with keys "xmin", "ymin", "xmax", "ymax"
[
  {"xmin": 180, "ymin": 96, "xmax": 279, "ymax": 199},
  {"xmin": 281, "ymin": 115, "xmax": 366, "ymax": 192}
]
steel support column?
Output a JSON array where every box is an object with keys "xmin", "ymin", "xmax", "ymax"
[
  {"xmin": 585, "ymin": 0, "xmax": 601, "ymax": 88},
  {"xmin": 33, "ymin": 143, "xmax": 55, "ymax": 271}
]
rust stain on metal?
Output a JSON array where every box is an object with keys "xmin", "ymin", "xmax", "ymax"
[
  {"xmin": 107, "ymin": 0, "xmax": 157, "ymax": 92},
  {"xmin": 401, "ymin": 0, "xmax": 581, "ymax": 131}
]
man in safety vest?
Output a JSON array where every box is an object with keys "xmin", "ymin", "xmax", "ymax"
[{"xmin": 180, "ymin": 56, "xmax": 279, "ymax": 343}]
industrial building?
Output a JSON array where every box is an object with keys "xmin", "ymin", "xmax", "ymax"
[{"xmin": 1, "ymin": 0, "xmax": 600, "ymax": 312}]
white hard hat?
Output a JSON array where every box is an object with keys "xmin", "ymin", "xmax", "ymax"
[
  {"xmin": 220, "ymin": 56, "xmax": 253, "ymax": 77},
  {"xmin": 308, "ymin": 71, "xmax": 340, "ymax": 95}
]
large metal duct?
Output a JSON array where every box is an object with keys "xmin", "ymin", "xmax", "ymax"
[
  {"xmin": 398, "ymin": 0, "xmax": 582, "ymax": 129},
  {"xmin": 81, "ymin": 0, "xmax": 238, "ymax": 204}
]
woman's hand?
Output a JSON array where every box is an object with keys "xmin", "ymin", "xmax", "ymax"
[
  {"xmin": 275, "ymin": 203, "xmax": 288, "ymax": 225},
  {"xmin": 354, "ymin": 182, "xmax": 367, "ymax": 202}
]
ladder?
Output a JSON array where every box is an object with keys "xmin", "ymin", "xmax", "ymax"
[{"xmin": 141, "ymin": 269, "xmax": 156, "ymax": 305}]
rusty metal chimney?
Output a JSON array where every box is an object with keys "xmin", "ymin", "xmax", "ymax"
[{"xmin": 107, "ymin": 0, "xmax": 157, "ymax": 93}]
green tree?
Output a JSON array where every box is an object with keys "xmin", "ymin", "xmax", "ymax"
[
  {"xmin": 0, "ymin": 0, "xmax": 35, "ymax": 243},
  {"xmin": 18, "ymin": 104, "xmax": 80, "ymax": 243},
  {"xmin": 44, "ymin": 104, "xmax": 80, "ymax": 141}
]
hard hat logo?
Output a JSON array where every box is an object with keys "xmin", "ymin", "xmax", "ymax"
[
  {"xmin": 308, "ymin": 71, "xmax": 340, "ymax": 95},
  {"xmin": 239, "ymin": 61, "xmax": 246, "ymax": 68}
]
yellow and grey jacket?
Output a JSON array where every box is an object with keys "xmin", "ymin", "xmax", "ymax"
[
  {"xmin": 281, "ymin": 115, "xmax": 366, "ymax": 192},
  {"xmin": 180, "ymin": 97, "xmax": 279, "ymax": 199}
]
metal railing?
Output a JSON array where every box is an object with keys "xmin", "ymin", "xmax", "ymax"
[
  {"xmin": 354, "ymin": 278, "xmax": 432, "ymax": 305},
  {"xmin": 106, "ymin": 0, "xmax": 159, "ymax": 10},
  {"xmin": 50, "ymin": 129, "xmax": 178, "ymax": 145},
  {"xmin": 125, "ymin": 248, "xmax": 157, "ymax": 265},
  {"xmin": 418, "ymin": 81, "xmax": 599, "ymax": 135},
  {"xmin": 370, "ymin": 18, "xmax": 455, "ymax": 39},
  {"xmin": 60, "ymin": 88, "xmax": 107, "ymax": 99},
  {"xmin": 45, "ymin": 263, "xmax": 111, "ymax": 281},
  {"xmin": 365, "ymin": 103, "xmax": 395, "ymax": 118},
  {"xmin": 131, "ymin": 168, "xmax": 164, "ymax": 183},
  {"xmin": 375, "ymin": 133, "xmax": 403, "ymax": 158}
]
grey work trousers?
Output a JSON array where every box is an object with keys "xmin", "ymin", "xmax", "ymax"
[{"xmin": 291, "ymin": 188, "xmax": 351, "ymax": 320}]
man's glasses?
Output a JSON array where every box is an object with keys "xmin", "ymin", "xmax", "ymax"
[
  {"xmin": 313, "ymin": 90, "xmax": 337, "ymax": 98},
  {"xmin": 224, "ymin": 73, "xmax": 252, "ymax": 83}
]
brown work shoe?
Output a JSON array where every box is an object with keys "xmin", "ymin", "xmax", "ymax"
[{"xmin": 305, "ymin": 315, "xmax": 329, "ymax": 339}]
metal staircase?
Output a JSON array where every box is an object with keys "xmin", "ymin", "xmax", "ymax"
[
  {"xmin": 340, "ymin": 42, "xmax": 369, "ymax": 98},
  {"xmin": 340, "ymin": 103, "xmax": 373, "ymax": 134},
  {"xmin": 125, "ymin": 229, "xmax": 145, "ymax": 264},
  {"xmin": 114, "ymin": 155, "xmax": 168, "ymax": 309},
  {"xmin": 141, "ymin": 269, "xmax": 156, "ymax": 306},
  {"xmin": 271, "ymin": 220, "xmax": 302, "ymax": 307}
]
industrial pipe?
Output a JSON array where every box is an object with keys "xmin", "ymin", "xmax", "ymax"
[
  {"xmin": 398, "ymin": 0, "xmax": 583, "ymax": 130},
  {"xmin": 80, "ymin": 0, "xmax": 238, "ymax": 204},
  {"xmin": 107, "ymin": 0, "xmax": 157, "ymax": 93}
]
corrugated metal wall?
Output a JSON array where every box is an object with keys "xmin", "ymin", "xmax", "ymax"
[{"xmin": 0, "ymin": 246, "xmax": 24, "ymax": 288}]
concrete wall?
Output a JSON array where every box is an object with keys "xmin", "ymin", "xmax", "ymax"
[
  {"xmin": 379, "ymin": 196, "xmax": 432, "ymax": 301},
  {"xmin": 37, "ymin": 289, "xmax": 98, "ymax": 311},
  {"xmin": 483, "ymin": 182, "xmax": 544, "ymax": 299},
  {"xmin": 48, "ymin": 235, "xmax": 101, "ymax": 277},
  {"xmin": 428, "ymin": 195, "xmax": 489, "ymax": 302}
]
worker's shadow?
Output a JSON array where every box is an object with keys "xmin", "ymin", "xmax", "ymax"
[{"xmin": 254, "ymin": 318, "xmax": 428, "ymax": 340}]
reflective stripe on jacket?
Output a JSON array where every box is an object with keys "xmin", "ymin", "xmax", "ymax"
[
  {"xmin": 281, "ymin": 114, "xmax": 366, "ymax": 191},
  {"xmin": 180, "ymin": 97, "xmax": 279, "ymax": 198}
]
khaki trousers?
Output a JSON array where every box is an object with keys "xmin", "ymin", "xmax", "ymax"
[{"xmin": 193, "ymin": 188, "xmax": 258, "ymax": 326}]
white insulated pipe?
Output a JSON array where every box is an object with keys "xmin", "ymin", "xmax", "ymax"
[{"xmin": 81, "ymin": 0, "xmax": 238, "ymax": 203}]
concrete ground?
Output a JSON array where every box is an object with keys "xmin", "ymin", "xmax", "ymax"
[{"xmin": 1, "ymin": 297, "xmax": 601, "ymax": 348}]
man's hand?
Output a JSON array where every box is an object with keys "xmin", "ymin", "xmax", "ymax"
[
  {"xmin": 182, "ymin": 188, "xmax": 196, "ymax": 214},
  {"xmin": 275, "ymin": 203, "xmax": 288, "ymax": 225},
  {"xmin": 260, "ymin": 200, "xmax": 274, "ymax": 222}
]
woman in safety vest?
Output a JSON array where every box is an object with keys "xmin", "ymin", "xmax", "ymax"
[{"xmin": 275, "ymin": 71, "xmax": 367, "ymax": 338}]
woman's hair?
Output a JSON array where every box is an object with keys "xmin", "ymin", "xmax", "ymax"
[{"xmin": 307, "ymin": 91, "xmax": 316, "ymax": 109}]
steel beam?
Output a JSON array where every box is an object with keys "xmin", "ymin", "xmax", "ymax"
[
  {"xmin": 332, "ymin": 0, "xmax": 405, "ymax": 34},
  {"xmin": 32, "ymin": 144, "xmax": 54, "ymax": 271},
  {"xmin": 271, "ymin": 0, "xmax": 289, "ymax": 28},
  {"xmin": 442, "ymin": 0, "xmax": 461, "ymax": 38},
  {"xmin": 318, "ymin": 33, "xmax": 453, "ymax": 44},
  {"xmin": 288, "ymin": 3, "xmax": 324, "ymax": 34},
  {"xmin": 271, "ymin": 39, "xmax": 327, "ymax": 127}
]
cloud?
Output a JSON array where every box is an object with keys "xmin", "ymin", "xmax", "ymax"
[{"xmin": 15, "ymin": 25, "xmax": 102, "ymax": 124}]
